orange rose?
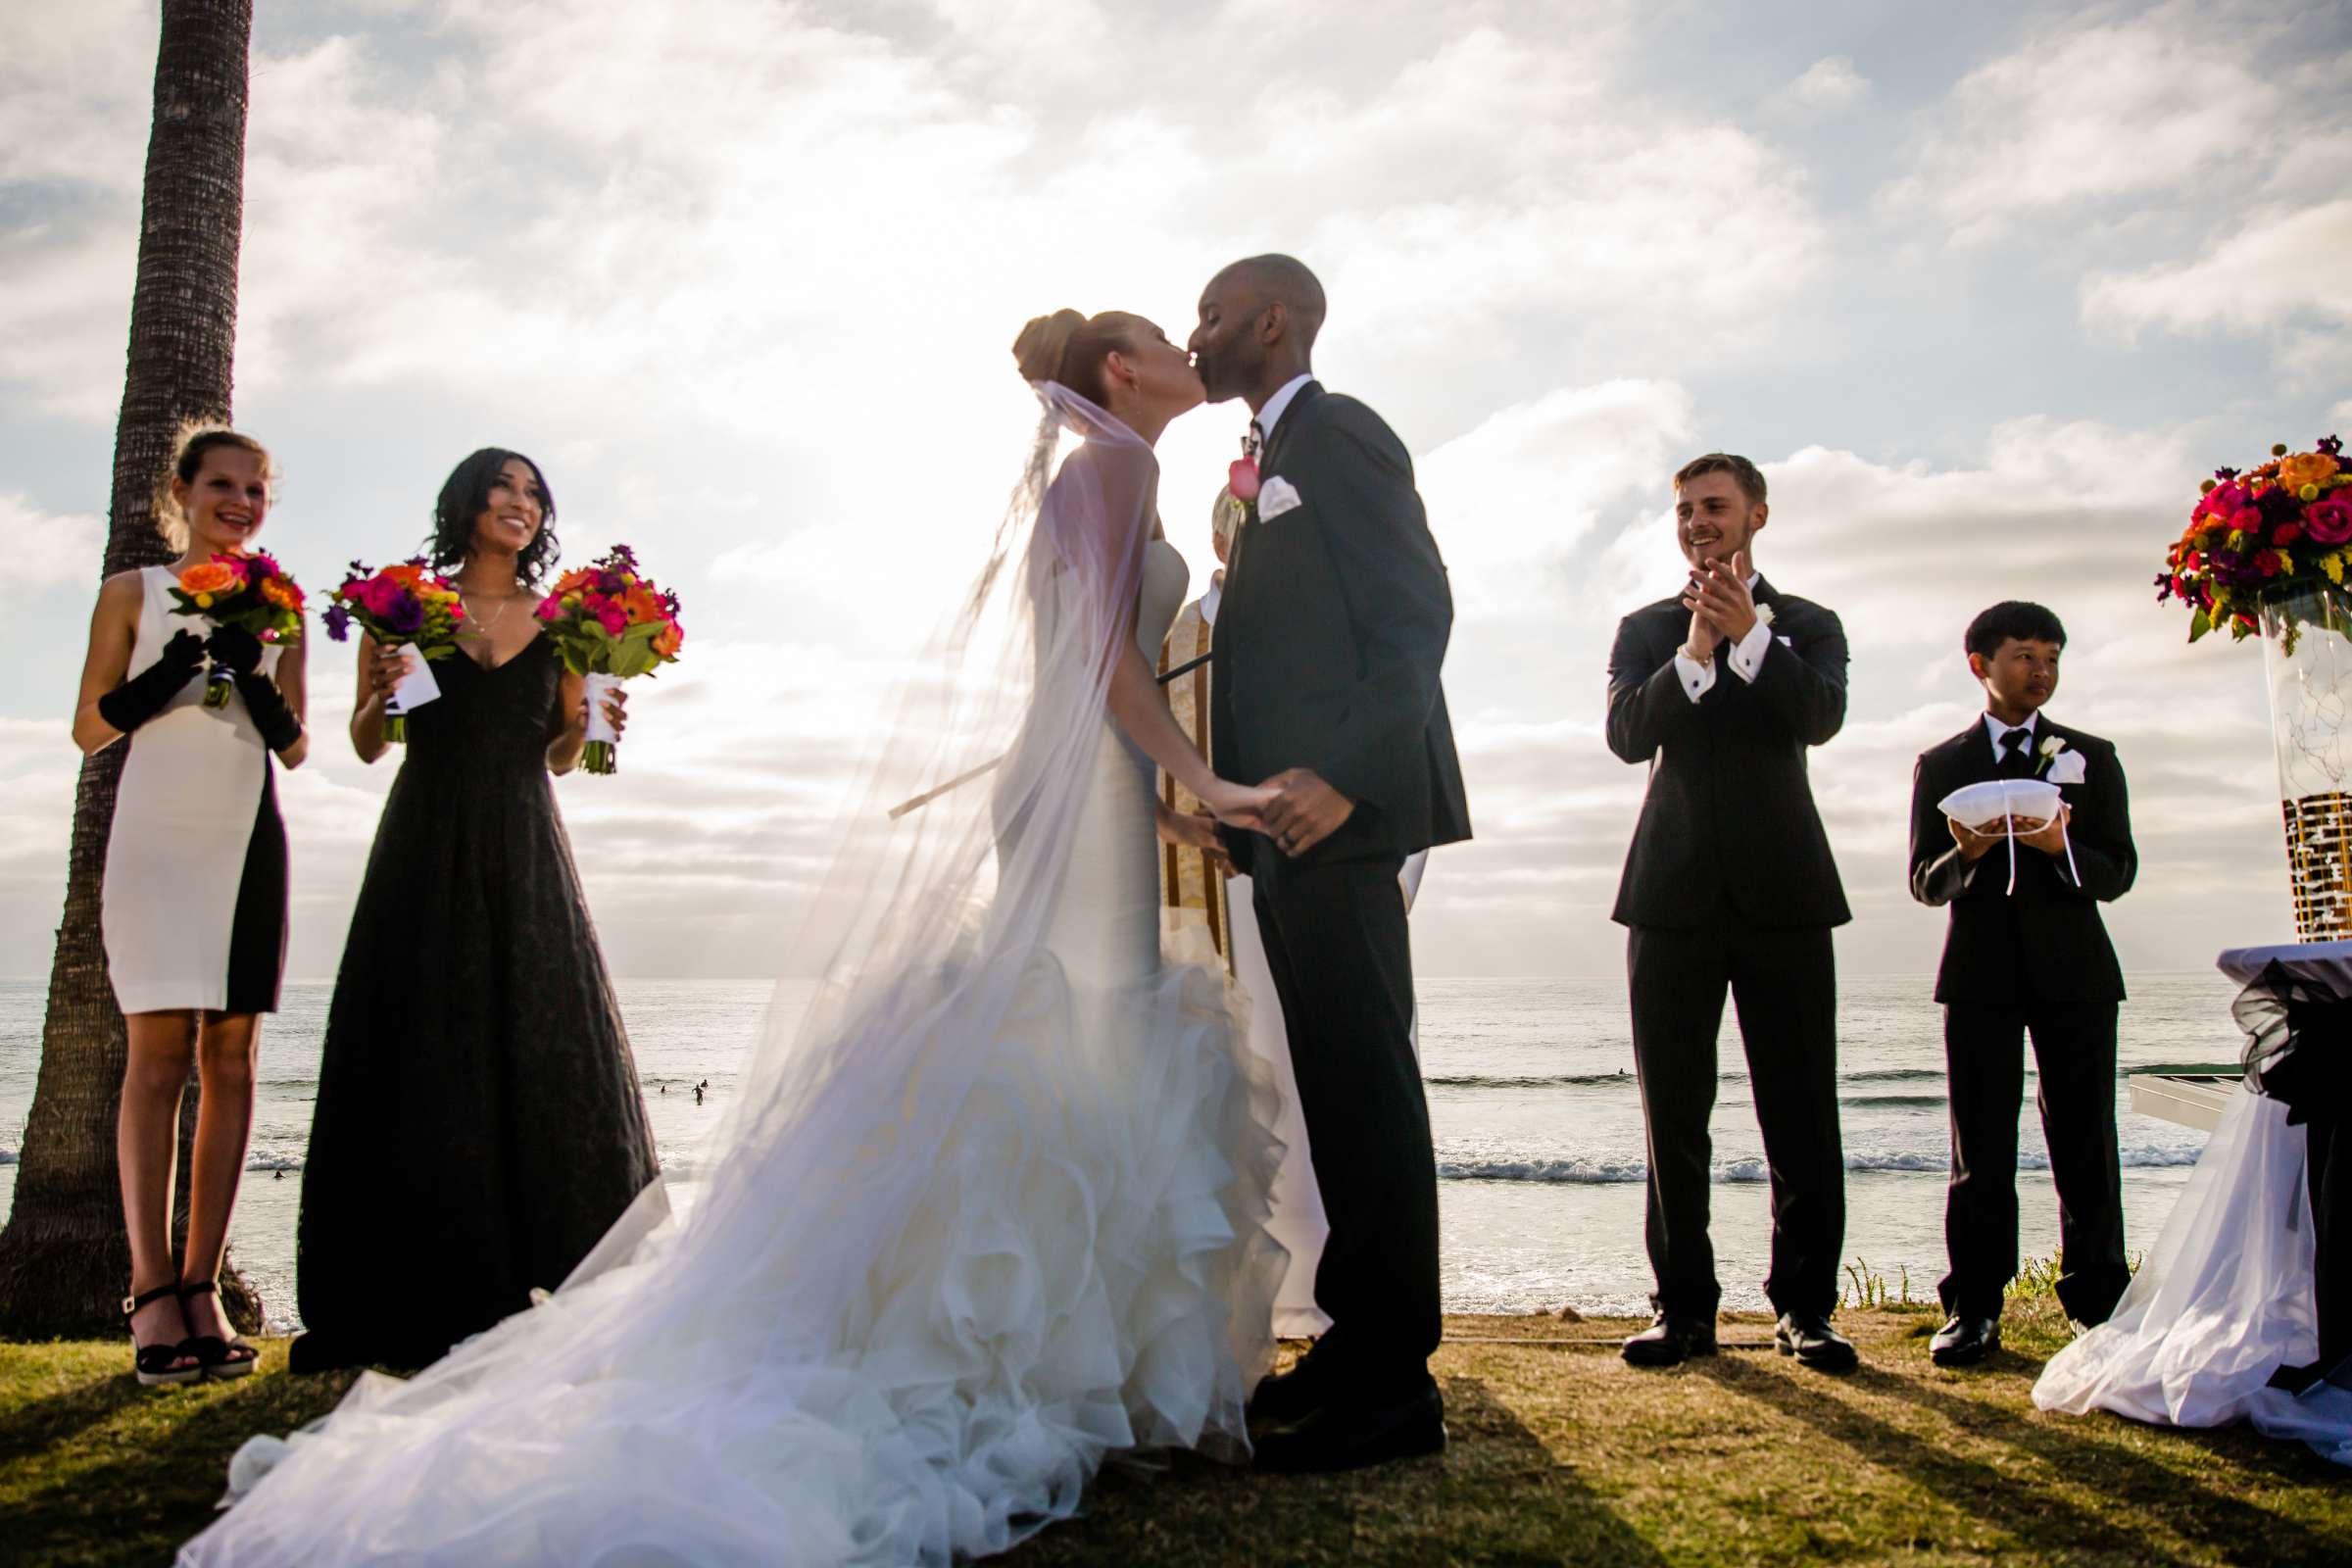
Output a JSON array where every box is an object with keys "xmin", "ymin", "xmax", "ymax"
[
  {"xmin": 384, "ymin": 563, "xmax": 424, "ymax": 585},
  {"xmin": 178, "ymin": 563, "xmax": 237, "ymax": 595},
  {"xmin": 2279, "ymin": 453, "xmax": 2336, "ymax": 495},
  {"xmin": 261, "ymin": 578, "xmax": 297, "ymax": 609},
  {"xmin": 653, "ymin": 618, "xmax": 683, "ymax": 659}
]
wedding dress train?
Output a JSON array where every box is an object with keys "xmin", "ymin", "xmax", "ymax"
[{"xmin": 180, "ymin": 392, "xmax": 1284, "ymax": 1565}]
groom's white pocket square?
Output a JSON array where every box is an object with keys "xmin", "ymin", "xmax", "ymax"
[
  {"xmin": 2047, "ymin": 750, "xmax": 2088, "ymax": 785},
  {"xmin": 1258, "ymin": 476, "xmax": 1304, "ymax": 519}
]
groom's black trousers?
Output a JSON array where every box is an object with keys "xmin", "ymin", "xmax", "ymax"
[
  {"xmin": 1628, "ymin": 918, "xmax": 1844, "ymax": 1320},
  {"xmin": 1251, "ymin": 852, "xmax": 1442, "ymax": 1395}
]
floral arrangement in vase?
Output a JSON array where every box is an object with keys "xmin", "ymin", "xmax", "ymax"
[{"xmin": 2156, "ymin": 434, "xmax": 2349, "ymax": 646}]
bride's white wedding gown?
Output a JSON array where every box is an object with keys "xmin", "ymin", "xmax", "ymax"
[{"xmin": 180, "ymin": 533, "xmax": 1285, "ymax": 1566}]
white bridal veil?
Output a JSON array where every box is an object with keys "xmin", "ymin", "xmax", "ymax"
[{"xmin": 179, "ymin": 383, "xmax": 1281, "ymax": 1566}]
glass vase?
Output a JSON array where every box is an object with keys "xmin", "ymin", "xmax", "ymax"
[{"xmin": 2262, "ymin": 580, "xmax": 2352, "ymax": 941}]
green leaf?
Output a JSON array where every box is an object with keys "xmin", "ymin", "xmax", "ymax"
[{"xmin": 2187, "ymin": 608, "xmax": 2212, "ymax": 642}]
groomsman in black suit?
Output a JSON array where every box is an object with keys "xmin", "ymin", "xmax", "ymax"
[
  {"xmin": 1909, "ymin": 601, "xmax": 2136, "ymax": 1366},
  {"xmin": 1607, "ymin": 454, "xmax": 1855, "ymax": 1371}
]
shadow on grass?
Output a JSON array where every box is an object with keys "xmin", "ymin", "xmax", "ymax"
[
  {"xmin": 1858, "ymin": 1364, "xmax": 2352, "ymax": 1559},
  {"xmin": 1701, "ymin": 1354, "xmax": 2345, "ymax": 1567},
  {"xmin": 4, "ymin": 1368, "xmax": 351, "ymax": 1568},
  {"xmin": 1012, "ymin": 1376, "xmax": 1669, "ymax": 1568},
  {"xmin": 0, "ymin": 1367, "xmax": 155, "ymax": 1469}
]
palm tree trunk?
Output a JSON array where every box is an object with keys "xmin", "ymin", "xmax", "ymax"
[{"xmin": 0, "ymin": 0, "xmax": 257, "ymax": 1339}]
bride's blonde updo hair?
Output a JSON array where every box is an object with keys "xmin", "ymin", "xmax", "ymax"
[{"xmin": 1012, "ymin": 309, "xmax": 1143, "ymax": 410}]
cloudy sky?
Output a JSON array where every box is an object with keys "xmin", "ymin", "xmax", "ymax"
[{"xmin": 3, "ymin": 0, "xmax": 2348, "ymax": 982}]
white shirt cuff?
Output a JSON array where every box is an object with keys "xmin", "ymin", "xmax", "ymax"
[
  {"xmin": 1674, "ymin": 649, "xmax": 1716, "ymax": 703},
  {"xmin": 1727, "ymin": 616, "xmax": 1773, "ymax": 684}
]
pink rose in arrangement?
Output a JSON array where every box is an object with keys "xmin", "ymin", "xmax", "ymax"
[
  {"xmin": 2304, "ymin": 496, "xmax": 2352, "ymax": 546},
  {"xmin": 1227, "ymin": 456, "xmax": 1260, "ymax": 503},
  {"xmin": 596, "ymin": 602, "xmax": 629, "ymax": 636}
]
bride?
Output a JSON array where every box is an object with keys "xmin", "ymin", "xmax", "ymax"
[{"xmin": 179, "ymin": 311, "xmax": 1288, "ymax": 1566}]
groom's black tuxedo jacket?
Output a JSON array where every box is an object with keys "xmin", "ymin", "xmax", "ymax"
[
  {"xmin": 1908, "ymin": 717, "xmax": 2134, "ymax": 1005},
  {"xmin": 1211, "ymin": 381, "xmax": 1471, "ymax": 869},
  {"xmin": 1607, "ymin": 579, "xmax": 1850, "ymax": 929}
]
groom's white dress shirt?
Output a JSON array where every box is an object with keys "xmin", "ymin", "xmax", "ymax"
[
  {"xmin": 1251, "ymin": 373, "xmax": 1313, "ymax": 451},
  {"xmin": 1673, "ymin": 571, "xmax": 1770, "ymax": 703}
]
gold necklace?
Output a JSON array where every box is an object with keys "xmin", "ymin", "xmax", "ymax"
[{"xmin": 463, "ymin": 587, "xmax": 522, "ymax": 634}]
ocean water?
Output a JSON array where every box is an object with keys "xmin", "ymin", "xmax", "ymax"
[{"xmin": 0, "ymin": 971, "xmax": 2236, "ymax": 1330}]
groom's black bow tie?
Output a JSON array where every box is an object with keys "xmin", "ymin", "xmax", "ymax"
[
  {"xmin": 1246, "ymin": 418, "xmax": 1265, "ymax": 459},
  {"xmin": 1999, "ymin": 727, "xmax": 2034, "ymax": 775}
]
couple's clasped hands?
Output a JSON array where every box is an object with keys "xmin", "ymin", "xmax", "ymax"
[{"xmin": 1158, "ymin": 767, "xmax": 1356, "ymax": 869}]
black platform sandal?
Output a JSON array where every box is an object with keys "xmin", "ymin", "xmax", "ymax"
[
  {"xmin": 123, "ymin": 1283, "xmax": 201, "ymax": 1388},
  {"xmin": 179, "ymin": 1279, "xmax": 260, "ymax": 1380}
]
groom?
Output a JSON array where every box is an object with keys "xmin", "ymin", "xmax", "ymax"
[{"xmin": 1191, "ymin": 254, "xmax": 1470, "ymax": 1473}]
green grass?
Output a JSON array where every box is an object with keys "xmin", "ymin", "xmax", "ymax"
[{"xmin": 6, "ymin": 1302, "xmax": 2349, "ymax": 1566}]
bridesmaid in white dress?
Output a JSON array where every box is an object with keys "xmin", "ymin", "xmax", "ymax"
[{"xmin": 72, "ymin": 429, "xmax": 309, "ymax": 1386}]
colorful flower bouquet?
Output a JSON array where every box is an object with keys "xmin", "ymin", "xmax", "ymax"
[
  {"xmin": 322, "ymin": 560, "xmax": 470, "ymax": 743},
  {"xmin": 535, "ymin": 544, "xmax": 684, "ymax": 775},
  {"xmin": 168, "ymin": 551, "xmax": 306, "ymax": 709},
  {"xmin": 2157, "ymin": 434, "xmax": 2350, "ymax": 648}
]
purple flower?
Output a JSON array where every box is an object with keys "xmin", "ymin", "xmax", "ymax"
[
  {"xmin": 386, "ymin": 596, "xmax": 426, "ymax": 635},
  {"xmin": 2320, "ymin": 435, "xmax": 2343, "ymax": 457},
  {"xmin": 323, "ymin": 603, "xmax": 353, "ymax": 641}
]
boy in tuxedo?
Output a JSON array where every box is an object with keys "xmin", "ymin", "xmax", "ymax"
[{"xmin": 1909, "ymin": 601, "xmax": 2137, "ymax": 1366}]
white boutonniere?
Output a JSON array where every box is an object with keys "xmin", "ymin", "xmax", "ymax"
[
  {"xmin": 1755, "ymin": 603, "xmax": 1776, "ymax": 628},
  {"xmin": 2036, "ymin": 734, "xmax": 2088, "ymax": 785}
]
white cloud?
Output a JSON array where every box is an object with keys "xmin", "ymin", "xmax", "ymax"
[
  {"xmin": 1770, "ymin": 55, "xmax": 1870, "ymax": 116},
  {"xmin": 1881, "ymin": 1, "xmax": 2328, "ymax": 239},
  {"xmin": 6, "ymin": 493, "xmax": 105, "ymax": 589},
  {"xmin": 2084, "ymin": 199, "xmax": 2352, "ymax": 351}
]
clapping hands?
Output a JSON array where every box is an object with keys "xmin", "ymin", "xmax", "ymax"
[{"xmin": 1680, "ymin": 548, "xmax": 1759, "ymax": 659}]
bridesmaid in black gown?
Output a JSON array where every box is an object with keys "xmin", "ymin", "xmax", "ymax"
[{"xmin": 291, "ymin": 449, "xmax": 659, "ymax": 1372}]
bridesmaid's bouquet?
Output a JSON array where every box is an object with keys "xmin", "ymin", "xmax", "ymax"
[
  {"xmin": 168, "ymin": 551, "xmax": 306, "ymax": 709},
  {"xmin": 322, "ymin": 560, "xmax": 470, "ymax": 743},
  {"xmin": 535, "ymin": 544, "xmax": 685, "ymax": 775}
]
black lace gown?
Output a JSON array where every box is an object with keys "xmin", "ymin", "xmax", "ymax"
[{"xmin": 294, "ymin": 635, "xmax": 660, "ymax": 1370}]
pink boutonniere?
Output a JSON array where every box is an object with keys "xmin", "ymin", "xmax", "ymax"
[{"xmin": 1227, "ymin": 455, "xmax": 1260, "ymax": 504}]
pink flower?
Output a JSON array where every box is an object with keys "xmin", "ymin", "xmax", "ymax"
[
  {"xmin": 1227, "ymin": 456, "xmax": 1260, "ymax": 503},
  {"xmin": 534, "ymin": 595, "xmax": 560, "ymax": 621},
  {"xmin": 597, "ymin": 603, "xmax": 628, "ymax": 636},
  {"xmin": 2305, "ymin": 497, "xmax": 2352, "ymax": 546},
  {"xmin": 354, "ymin": 577, "xmax": 403, "ymax": 617}
]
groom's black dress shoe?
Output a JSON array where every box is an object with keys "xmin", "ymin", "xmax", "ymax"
[
  {"xmin": 1929, "ymin": 1314, "xmax": 2001, "ymax": 1367},
  {"xmin": 1775, "ymin": 1313, "xmax": 1858, "ymax": 1372},
  {"xmin": 1621, "ymin": 1314, "xmax": 1718, "ymax": 1367},
  {"xmin": 1247, "ymin": 1354, "xmax": 1334, "ymax": 1427},
  {"xmin": 1252, "ymin": 1384, "xmax": 1446, "ymax": 1474}
]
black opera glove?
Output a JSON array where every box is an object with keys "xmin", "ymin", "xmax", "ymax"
[
  {"xmin": 232, "ymin": 670, "xmax": 304, "ymax": 755},
  {"xmin": 94, "ymin": 630, "xmax": 206, "ymax": 734},
  {"xmin": 205, "ymin": 622, "xmax": 264, "ymax": 675}
]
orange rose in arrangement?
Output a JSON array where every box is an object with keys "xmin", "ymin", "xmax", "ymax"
[
  {"xmin": 652, "ymin": 618, "xmax": 683, "ymax": 659},
  {"xmin": 2278, "ymin": 452, "xmax": 2337, "ymax": 498}
]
